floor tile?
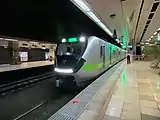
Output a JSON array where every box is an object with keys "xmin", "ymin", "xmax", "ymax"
[
  {"xmin": 105, "ymin": 61, "xmax": 160, "ymax": 120},
  {"xmin": 140, "ymin": 100, "xmax": 157, "ymax": 108},
  {"xmin": 139, "ymin": 94, "xmax": 155, "ymax": 101},
  {"xmin": 106, "ymin": 97, "xmax": 123, "ymax": 117},
  {"xmin": 140, "ymin": 106, "xmax": 160, "ymax": 117},
  {"xmin": 103, "ymin": 115, "xmax": 120, "ymax": 120},
  {"xmin": 123, "ymin": 103, "xmax": 140, "ymax": 111},
  {"xmin": 78, "ymin": 110, "xmax": 98, "ymax": 120},
  {"xmin": 121, "ymin": 109, "xmax": 141, "ymax": 120},
  {"xmin": 141, "ymin": 114, "xmax": 160, "ymax": 120}
]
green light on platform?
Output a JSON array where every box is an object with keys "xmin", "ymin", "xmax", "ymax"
[
  {"xmin": 122, "ymin": 45, "xmax": 126, "ymax": 49},
  {"xmin": 68, "ymin": 38, "xmax": 78, "ymax": 43},
  {"xmin": 157, "ymin": 80, "xmax": 160, "ymax": 89},
  {"xmin": 121, "ymin": 68, "xmax": 127, "ymax": 88},
  {"xmin": 122, "ymin": 27, "xmax": 128, "ymax": 46}
]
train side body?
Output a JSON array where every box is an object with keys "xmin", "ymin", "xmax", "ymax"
[{"xmin": 74, "ymin": 36, "xmax": 125, "ymax": 87}]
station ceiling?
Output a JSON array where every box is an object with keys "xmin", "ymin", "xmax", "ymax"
[{"xmin": 83, "ymin": 0, "xmax": 160, "ymax": 44}]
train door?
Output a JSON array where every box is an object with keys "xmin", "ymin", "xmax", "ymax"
[
  {"xmin": 109, "ymin": 45, "xmax": 112, "ymax": 64},
  {"xmin": 102, "ymin": 45, "xmax": 105, "ymax": 68},
  {"xmin": 100, "ymin": 45, "xmax": 105, "ymax": 68}
]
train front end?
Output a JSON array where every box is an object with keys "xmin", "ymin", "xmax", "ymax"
[{"xmin": 54, "ymin": 36, "xmax": 87, "ymax": 87}]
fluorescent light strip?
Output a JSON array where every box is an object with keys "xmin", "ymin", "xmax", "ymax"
[
  {"xmin": 73, "ymin": 0, "xmax": 90, "ymax": 11},
  {"xmin": 5, "ymin": 38, "xmax": 18, "ymax": 41},
  {"xmin": 154, "ymin": 32, "xmax": 157, "ymax": 35},
  {"xmin": 72, "ymin": 0, "xmax": 113, "ymax": 37},
  {"xmin": 86, "ymin": 11, "xmax": 100, "ymax": 23},
  {"xmin": 104, "ymin": 28, "xmax": 113, "ymax": 36},
  {"xmin": 98, "ymin": 22, "xmax": 106, "ymax": 29}
]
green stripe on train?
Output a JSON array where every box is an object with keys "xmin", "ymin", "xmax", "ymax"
[
  {"xmin": 81, "ymin": 58, "xmax": 121, "ymax": 71},
  {"xmin": 81, "ymin": 61, "xmax": 110, "ymax": 71}
]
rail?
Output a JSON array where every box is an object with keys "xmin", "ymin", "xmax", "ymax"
[{"xmin": 0, "ymin": 72, "xmax": 55, "ymax": 94}]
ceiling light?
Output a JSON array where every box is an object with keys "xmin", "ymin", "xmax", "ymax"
[
  {"xmin": 154, "ymin": 32, "xmax": 157, "ymax": 35},
  {"xmin": 158, "ymin": 28, "xmax": 160, "ymax": 31},
  {"xmin": 72, "ymin": 0, "xmax": 113, "ymax": 37},
  {"xmin": 98, "ymin": 22, "xmax": 106, "ymax": 29},
  {"xmin": 5, "ymin": 38, "xmax": 18, "ymax": 41},
  {"xmin": 87, "ymin": 11, "xmax": 100, "ymax": 23},
  {"xmin": 151, "ymin": 36, "xmax": 154, "ymax": 38},
  {"xmin": 104, "ymin": 28, "xmax": 113, "ymax": 36},
  {"xmin": 145, "ymin": 42, "xmax": 149, "ymax": 45},
  {"xmin": 42, "ymin": 47, "xmax": 46, "ymax": 49},
  {"xmin": 73, "ymin": 0, "xmax": 90, "ymax": 11}
]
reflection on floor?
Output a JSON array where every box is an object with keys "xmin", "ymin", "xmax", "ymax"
[{"xmin": 104, "ymin": 61, "xmax": 160, "ymax": 120}]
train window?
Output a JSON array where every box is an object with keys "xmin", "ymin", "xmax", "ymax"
[
  {"xmin": 56, "ymin": 42, "xmax": 86, "ymax": 59},
  {"xmin": 100, "ymin": 45, "xmax": 105, "ymax": 57},
  {"xmin": 100, "ymin": 46, "xmax": 103, "ymax": 57}
]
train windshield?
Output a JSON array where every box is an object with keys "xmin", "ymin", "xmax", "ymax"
[{"xmin": 56, "ymin": 42, "xmax": 86, "ymax": 59}]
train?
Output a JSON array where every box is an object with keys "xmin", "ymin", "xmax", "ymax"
[{"xmin": 54, "ymin": 36, "xmax": 126, "ymax": 88}]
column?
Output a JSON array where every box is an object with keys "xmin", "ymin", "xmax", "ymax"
[{"xmin": 8, "ymin": 41, "xmax": 20, "ymax": 65}]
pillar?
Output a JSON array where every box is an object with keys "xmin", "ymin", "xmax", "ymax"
[{"xmin": 8, "ymin": 41, "xmax": 20, "ymax": 65}]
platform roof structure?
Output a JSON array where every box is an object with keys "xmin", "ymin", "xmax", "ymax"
[{"xmin": 79, "ymin": 0, "xmax": 160, "ymax": 45}]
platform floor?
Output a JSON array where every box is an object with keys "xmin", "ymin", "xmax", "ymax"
[
  {"xmin": 104, "ymin": 61, "xmax": 160, "ymax": 120},
  {"xmin": 0, "ymin": 61, "xmax": 54, "ymax": 72}
]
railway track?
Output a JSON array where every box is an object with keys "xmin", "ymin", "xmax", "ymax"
[{"xmin": 0, "ymin": 72, "xmax": 55, "ymax": 95}]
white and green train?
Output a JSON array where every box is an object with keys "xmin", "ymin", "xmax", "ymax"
[{"xmin": 54, "ymin": 36, "xmax": 126, "ymax": 88}]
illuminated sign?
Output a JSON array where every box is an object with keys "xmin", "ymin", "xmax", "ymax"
[{"xmin": 68, "ymin": 38, "xmax": 78, "ymax": 43}]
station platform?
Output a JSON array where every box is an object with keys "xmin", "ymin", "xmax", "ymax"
[
  {"xmin": 0, "ymin": 60, "xmax": 54, "ymax": 73},
  {"xmin": 48, "ymin": 60, "xmax": 160, "ymax": 120}
]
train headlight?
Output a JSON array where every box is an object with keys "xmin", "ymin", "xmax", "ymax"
[
  {"xmin": 79, "ymin": 36, "xmax": 86, "ymax": 42},
  {"xmin": 54, "ymin": 68, "xmax": 73, "ymax": 73},
  {"xmin": 62, "ymin": 38, "xmax": 66, "ymax": 43}
]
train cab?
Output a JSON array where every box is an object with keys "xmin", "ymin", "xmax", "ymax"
[
  {"xmin": 55, "ymin": 37, "xmax": 87, "ymax": 73},
  {"xmin": 54, "ymin": 36, "xmax": 88, "ymax": 87}
]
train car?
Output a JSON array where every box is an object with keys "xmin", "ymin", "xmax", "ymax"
[{"xmin": 54, "ymin": 36, "xmax": 126, "ymax": 88}]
